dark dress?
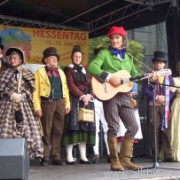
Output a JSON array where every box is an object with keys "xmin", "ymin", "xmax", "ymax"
[{"xmin": 62, "ymin": 64, "xmax": 95, "ymax": 146}]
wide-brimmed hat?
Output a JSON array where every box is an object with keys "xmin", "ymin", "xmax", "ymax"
[
  {"xmin": 152, "ymin": 51, "xmax": 167, "ymax": 63},
  {"xmin": 5, "ymin": 47, "xmax": 25, "ymax": 64},
  {"xmin": 107, "ymin": 26, "xmax": 127, "ymax": 37},
  {"xmin": 42, "ymin": 47, "xmax": 60, "ymax": 64}
]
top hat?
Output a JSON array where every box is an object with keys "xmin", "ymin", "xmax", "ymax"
[
  {"xmin": 42, "ymin": 47, "xmax": 60, "ymax": 64},
  {"xmin": 5, "ymin": 47, "xmax": 25, "ymax": 64},
  {"xmin": 107, "ymin": 26, "xmax": 127, "ymax": 37},
  {"xmin": 152, "ymin": 51, "xmax": 167, "ymax": 63}
]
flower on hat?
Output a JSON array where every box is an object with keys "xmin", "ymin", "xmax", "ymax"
[{"xmin": 107, "ymin": 26, "xmax": 127, "ymax": 37}]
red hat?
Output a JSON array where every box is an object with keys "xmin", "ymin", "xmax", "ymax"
[{"xmin": 107, "ymin": 26, "xmax": 127, "ymax": 37}]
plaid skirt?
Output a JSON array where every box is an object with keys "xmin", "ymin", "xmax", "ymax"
[{"xmin": 0, "ymin": 97, "xmax": 43, "ymax": 158}]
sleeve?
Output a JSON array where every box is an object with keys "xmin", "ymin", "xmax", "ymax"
[
  {"xmin": 60, "ymin": 70, "xmax": 70, "ymax": 109},
  {"xmin": 142, "ymin": 83, "xmax": 154, "ymax": 101},
  {"xmin": 32, "ymin": 71, "xmax": 41, "ymax": 111},
  {"xmin": 64, "ymin": 67, "xmax": 84, "ymax": 98},
  {"xmin": 88, "ymin": 50, "xmax": 109, "ymax": 82}
]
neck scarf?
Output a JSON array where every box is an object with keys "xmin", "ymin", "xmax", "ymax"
[
  {"xmin": 111, "ymin": 49, "xmax": 125, "ymax": 59},
  {"xmin": 161, "ymin": 76, "xmax": 170, "ymax": 130},
  {"xmin": 46, "ymin": 66, "xmax": 59, "ymax": 77},
  {"xmin": 73, "ymin": 64, "xmax": 86, "ymax": 84}
]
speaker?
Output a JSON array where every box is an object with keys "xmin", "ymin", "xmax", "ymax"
[{"xmin": 0, "ymin": 138, "xmax": 29, "ymax": 180}]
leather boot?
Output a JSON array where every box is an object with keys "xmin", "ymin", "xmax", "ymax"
[
  {"xmin": 119, "ymin": 136, "xmax": 142, "ymax": 170},
  {"xmin": 108, "ymin": 137, "xmax": 124, "ymax": 171}
]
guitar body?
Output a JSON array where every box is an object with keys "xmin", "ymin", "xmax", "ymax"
[{"xmin": 92, "ymin": 70, "xmax": 133, "ymax": 101}]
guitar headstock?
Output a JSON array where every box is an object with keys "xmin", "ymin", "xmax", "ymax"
[{"xmin": 156, "ymin": 69, "xmax": 172, "ymax": 77}]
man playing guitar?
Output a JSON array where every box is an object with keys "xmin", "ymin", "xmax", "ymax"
[{"xmin": 88, "ymin": 26, "xmax": 142, "ymax": 171}]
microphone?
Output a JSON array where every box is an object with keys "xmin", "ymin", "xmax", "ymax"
[{"xmin": 129, "ymin": 74, "xmax": 145, "ymax": 81}]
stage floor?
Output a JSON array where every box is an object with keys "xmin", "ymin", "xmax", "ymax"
[{"xmin": 29, "ymin": 158, "xmax": 180, "ymax": 180}]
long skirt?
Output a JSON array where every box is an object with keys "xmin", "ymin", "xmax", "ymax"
[
  {"xmin": 0, "ymin": 97, "xmax": 43, "ymax": 158},
  {"xmin": 62, "ymin": 96, "xmax": 95, "ymax": 146}
]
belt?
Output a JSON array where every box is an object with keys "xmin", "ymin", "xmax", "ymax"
[{"xmin": 41, "ymin": 97, "xmax": 60, "ymax": 102}]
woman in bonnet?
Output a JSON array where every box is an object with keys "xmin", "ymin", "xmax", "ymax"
[{"xmin": 0, "ymin": 47, "xmax": 43, "ymax": 158}]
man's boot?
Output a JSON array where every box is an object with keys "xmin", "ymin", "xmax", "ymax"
[
  {"xmin": 119, "ymin": 136, "xmax": 142, "ymax": 170},
  {"xmin": 108, "ymin": 137, "xmax": 124, "ymax": 171}
]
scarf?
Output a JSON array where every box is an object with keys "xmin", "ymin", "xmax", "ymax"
[
  {"xmin": 72, "ymin": 64, "xmax": 86, "ymax": 84},
  {"xmin": 161, "ymin": 76, "xmax": 170, "ymax": 130},
  {"xmin": 46, "ymin": 66, "xmax": 59, "ymax": 77},
  {"xmin": 111, "ymin": 49, "xmax": 125, "ymax": 59}
]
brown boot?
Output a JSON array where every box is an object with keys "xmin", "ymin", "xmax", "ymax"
[
  {"xmin": 108, "ymin": 137, "xmax": 124, "ymax": 171},
  {"xmin": 119, "ymin": 136, "xmax": 142, "ymax": 170}
]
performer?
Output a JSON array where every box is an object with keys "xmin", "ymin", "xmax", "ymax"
[
  {"xmin": 142, "ymin": 51, "xmax": 174, "ymax": 162},
  {"xmin": 0, "ymin": 44, "xmax": 9, "ymax": 72},
  {"xmin": 170, "ymin": 61, "xmax": 180, "ymax": 161},
  {"xmin": 33, "ymin": 47, "xmax": 70, "ymax": 166},
  {"xmin": 62, "ymin": 45, "xmax": 95, "ymax": 165},
  {"xmin": 0, "ymin": 47, "xmax": 43, "ymax": 158},
  {"xmin": 88, "ymin": 26, "xmax": 142, "ymax": 171}
]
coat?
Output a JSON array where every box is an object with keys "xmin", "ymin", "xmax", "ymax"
[
  {"xmin": 33, "ymin": 67, "xmax": 70, "ymax": 111},
  {"xmin": 88, "ymin": 48, "xmax": 139, "ymax": 81},
  {"xmin": 142, "ymin": 75, "xmax": 175, "ymax": 107}
]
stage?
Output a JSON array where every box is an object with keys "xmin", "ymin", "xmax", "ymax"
[{"xmin": 29, "ymin": 158, "xmax": 180, "ymax": 180}]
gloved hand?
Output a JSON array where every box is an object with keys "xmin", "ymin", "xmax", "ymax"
[{"xmin": 11, "ymin": 93, "xmax": 24, "ymax": 103}]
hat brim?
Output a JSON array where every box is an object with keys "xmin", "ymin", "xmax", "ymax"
[
  {"xmin": 5, "ymin": 47, "xmax": 25, "ymax": 64},
  {"xmin": 152, "ymin": 58, "xmax": 167, "ymax": 63},
  {"xmin": 42, "ymin": 53, "xmax": 60, "ymax": 64}
]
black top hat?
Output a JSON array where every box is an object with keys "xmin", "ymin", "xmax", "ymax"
[
  {"xmin": 42, "ymin": 47, "xmax": 60, "ymax": 64},
  {"xmin": 5, "ymin": 47, "xmax": 25, "ymax": 64},
  {"xmin": 152, "ymin": 51, "xmax": 167, "ymax": 63}
]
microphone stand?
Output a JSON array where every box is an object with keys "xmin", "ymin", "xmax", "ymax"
[{"xmin": 142, "ymin": 81, "xmax": 180, "ymax": 171}]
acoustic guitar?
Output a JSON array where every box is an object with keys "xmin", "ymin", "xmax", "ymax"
[{"xmin": 91, "ymin": 69, "xmax": 172, "ymax": 101}]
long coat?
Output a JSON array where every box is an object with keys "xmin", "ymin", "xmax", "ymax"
[{"xmin": 0, "ymin": 67, "xmax": 43, "ymax": 158}]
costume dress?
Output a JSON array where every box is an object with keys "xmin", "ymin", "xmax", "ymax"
[
  {"xmin": 170, "ymin": 77, "xmax": 180, "ymax": 161},
  {"xmin": 0, "ymin": 67, "xmax": 43, "ymax": 158},
  {"xmin": 62, "ymin": 64, "xmax": 95, "ymax": 146}
]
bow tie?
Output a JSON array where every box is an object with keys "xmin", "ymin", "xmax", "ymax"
[
  {"xmin": 46, "ymin": 67, "xmax": 59, "ymax": 77},
  {"xmin": 111, "ymin": 49, "xmax": 125, "ymax": 59}
]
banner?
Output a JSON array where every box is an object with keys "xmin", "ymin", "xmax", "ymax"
[{"xmin": 0, "ymin": 25, "xmax": 89, "ymax": 66}]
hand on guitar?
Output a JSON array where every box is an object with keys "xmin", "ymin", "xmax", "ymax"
[{"xmin": 109, "ymin": 75, "xmax": 122, "ymax": 86}]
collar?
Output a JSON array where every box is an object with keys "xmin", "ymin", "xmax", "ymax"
[
  {"xmin": 68, "ymin": 63, "xmax": 86, "ymax": 74},
  {"xmin": 111, "ymin": 49, "xmax": 125, "ymax": 60}
]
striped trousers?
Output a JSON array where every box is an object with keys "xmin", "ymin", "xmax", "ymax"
[{"xmin": 103, "ymin": 93, "xmax": 138, "ymax": 138}]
